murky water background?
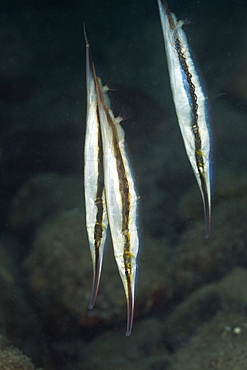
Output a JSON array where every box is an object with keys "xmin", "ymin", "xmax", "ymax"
[{"xmin": 0, "ymin": 0, "xmax": 247, "ymax": 369}]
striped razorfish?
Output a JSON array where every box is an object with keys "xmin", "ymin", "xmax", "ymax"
[
  {"xmin": 157, "ymin": 0, "xmax": 212, "ymax": 238},
  {"xmin": 84, "ymin": 29, "xmax": 140, "ymax": 336},
  {"xmin": 84, "ymin": 26, "xmax": 109, "ymax": 309}
]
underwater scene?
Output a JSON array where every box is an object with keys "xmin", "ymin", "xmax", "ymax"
[{"xmin": 0, "ymin": 0, "xmax": 247, "ymax": 368}]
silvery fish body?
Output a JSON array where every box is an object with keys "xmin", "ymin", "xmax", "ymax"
[
  {"xmin": 157, "ymin": 0, "xmax": 212, "ymax": 237},
  {"xmin": 84, "ymin": 31, "xmax": 108, "ymax": 309},
  {"xmin": 84, "ymin": 29, "xmax": 140, "ymax": 335},
  {"xmin": 97, "ymin": 92, "xmax": 140, "ymax": 336}
]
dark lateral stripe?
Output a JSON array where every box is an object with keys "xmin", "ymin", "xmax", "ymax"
[
  {"xmin": 87, "ymin": 33, "xmax": 106, "ymax": 254},
  {"xmin": 93, "ymin": 108, "xmax": 105, "ymax": 251},
  {"xmin": 86, "ymin": 33, "xmax": 106, "ymax": 253},
  {"xmin": 104, "ymin": 107, "xmax": 132, "ymax": 275},
  {"xmin": 88, "ymin": 85, "xmax": 106, "ymax": 309},
  {"xmin": 91, "ymin": 41, "xmax": 130, "ymax": 251},
  {"xmin": 165, "ymin": 0, "xmax": 176, "ymax": 30},
  {"xmin": 173, "ymin": 32, "xmax": 205, "ymax": 176},
  {"xmin": 165, "ymin": 2, "xmax": 205, "ymax": 175},
  {"xmin": 86, "ymin": 36, "xmax": 107, "ymax": 308},
  {"xmin": 165, "ymin": 3, "xmax": 199, "ymax": 137}
]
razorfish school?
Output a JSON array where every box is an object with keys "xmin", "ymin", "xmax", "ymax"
[{"xmin": 84, "ymin": 0, "xmax": 212, "ymax": 335}]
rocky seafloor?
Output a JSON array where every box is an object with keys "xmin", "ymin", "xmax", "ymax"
[{"xmin": 0, "ymin": 0, "xmax": 247, "ymax": 369}]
